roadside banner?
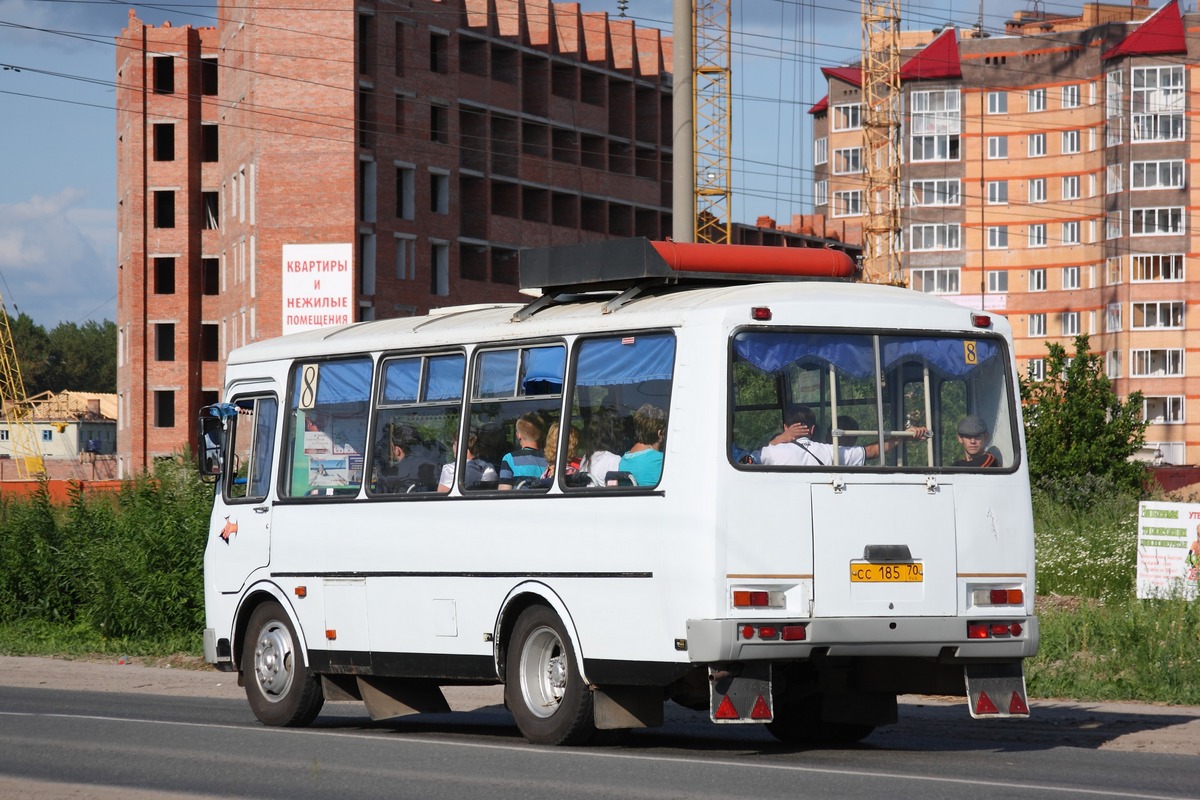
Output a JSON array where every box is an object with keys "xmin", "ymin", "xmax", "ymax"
[{"xmin": 1137, "ymin": 500, "xmax": 1200, "ymax": 600}]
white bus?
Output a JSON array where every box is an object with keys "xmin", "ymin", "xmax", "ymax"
[{"xmin": 199, "ymin": 239, "xmax": 1036, "ymax": 745}]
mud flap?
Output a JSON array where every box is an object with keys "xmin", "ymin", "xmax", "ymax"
[
  {"xmin": 709, "ymin": 663, "xmax": 773, "ymax": 724},
  {"xmin": 964, "ymin": 663, "xmax": 1030, "ymax": 719}
]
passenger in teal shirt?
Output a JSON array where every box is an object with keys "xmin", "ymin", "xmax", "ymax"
[{"xmin": 618, "ymin": 404, "xmax": 666, "ymax": 487}]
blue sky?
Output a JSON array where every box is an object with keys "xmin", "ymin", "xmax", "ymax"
[{"xmin": 0, "ymin": 0, "xmax": 1030, "ymax": 329}]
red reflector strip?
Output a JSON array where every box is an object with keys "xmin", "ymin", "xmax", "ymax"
[
  {"xmin": 990, "ymin": 624, "xmax": 1010, "ymax": 637},
  {"xmin": 975, "ymin": 691, "xmax": 998, "ymax": 715},
  {"xmin": 967, "ymin": 623, "xmax": 989, "ymax": 639},
  {"xmin": 749, "ymin": 695, "xmax": 772, "ymax": 720},
  {"xmin": 715, "ymin": 695, "xmax": 739, "ymax": 720},
  {"xmin": 781, "ymin": 625, "xmax": 806, "ymax": 641},
  {"xmin": 757, "ymin": 626, "xmax": 779, "ymax": 639},
  {"xmin": 1009, "ymin": 692, "xmax": 1030, "ymax": 715}
]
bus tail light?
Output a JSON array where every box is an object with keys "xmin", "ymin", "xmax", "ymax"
[
  {"xmin": 968, "ymin": 621, "xmax": 1023, "ymax": 639},
  {"xmin": 971, "ymin": 313, "xmax": 992, "ymax": 328},
  {"xmin": 738, "ymin": 623, "xmax": 807, "ymax": 641},
  {"xmin": 732, "ymin": 589, "xmax": 785, "ymax": 608},
  {"xmin": 751, "ymin": 306, "xmax": 772, "ymax": 321},
  {"xmin": 971, "ymin": 588, "xmax": 1024, "ymax": 606}
]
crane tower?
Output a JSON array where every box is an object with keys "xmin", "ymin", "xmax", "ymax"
[
  {"xmin": 861, "ymin": 0, "xmax": 903, "ymax": 284},
  {"xmin": 693, "ymin": 0, "xmax": 731, "ymax": 244},
  {"xmin": 0, "ymin": 300, "xmax": 44, "ymax": 479}
]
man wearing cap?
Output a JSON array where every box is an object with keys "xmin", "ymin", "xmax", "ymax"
[{"xmin": 954, "ymin": 415, "xmax": 1000, "ymax": 468}]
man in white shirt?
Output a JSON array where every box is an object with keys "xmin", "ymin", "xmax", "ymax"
[{"xmin": 759, "ymin": 406, "xmax": 926, "ymax": 467}]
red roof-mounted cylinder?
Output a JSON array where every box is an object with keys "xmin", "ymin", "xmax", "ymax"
[{"xmin": 649, "ymin": 241, "xmax": 856, "ymax": 279}]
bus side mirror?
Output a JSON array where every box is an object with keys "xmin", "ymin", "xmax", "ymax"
[{"xmin": 198, "ymin": 413, "xmax": 226, "ymax": 479}]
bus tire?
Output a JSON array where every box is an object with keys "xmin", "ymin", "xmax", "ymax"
[
  {"xmin": 242, "ymin": 600, "xmax": 324, "ymax": 727},
  {"xmin": 504, "ymin": 605, "xmax": 595, "ymax": 745}
]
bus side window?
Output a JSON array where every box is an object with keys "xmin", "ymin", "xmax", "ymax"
[
  {"xmin": 464, "ymin": 344, "xmax": 564, "ymax": 492},
  {"xmin": 226, "ymin": 396, "xmax": 277, "ymax": 501},
  {"xmin": 369, "ymin": 352, "xmax": 464, "ymax": 496},
  {"xmin": 567, "ymin": 333, "xmax": 675, "ymax": 490},
  {"xmin": 281, "ymin": 358, "xmax": 372, "ymax": 498}
]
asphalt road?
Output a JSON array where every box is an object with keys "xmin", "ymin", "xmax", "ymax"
[{"xmin": 0, "ymin": 657, "xmax": 1198, "ymax": 799}]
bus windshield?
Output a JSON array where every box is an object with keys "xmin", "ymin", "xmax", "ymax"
[{"xmin": 730, "ymin": 329, "xmax": 1017, "ymax": 470}]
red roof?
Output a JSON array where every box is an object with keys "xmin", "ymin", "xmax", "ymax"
[
  {"xmin": 808, "ymin": 95, "xmax": 829, "ymax": 115},
  {"xmin": 821, "ymin": 66, "xmax": 862, "ymax": 88},
  {"xmin": 899, "ymin": 28, "xmax": 961, "ymax": 81},
  {"xmin": 1103, "ymin": 0, "xmax": 1186, "ymax": 60}
]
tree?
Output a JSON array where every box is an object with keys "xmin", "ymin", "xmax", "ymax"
[
  {"xmin": 47, "ymin": 320, "xmax": 117, "ymax": 393},
  {"xmin": 1020, "ymin": 334, "xmax": 1148, "ymax": 500},
  {"xmin": 8, "ymin": 313, "xmax": 53, "ymax": 397}
]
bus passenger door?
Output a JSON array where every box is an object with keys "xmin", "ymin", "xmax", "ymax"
[
  {"xmin": 810, "ymin": 481, "xmax": 957, "ymax": 618},
  {"xmin": 213, "ymin": 394, "xmax": 277, "ymax": 594}
]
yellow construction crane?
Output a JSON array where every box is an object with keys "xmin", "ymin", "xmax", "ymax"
[
  {"xmin": 0, "ymin": 298, "xmax": 45, "ymax": 479},
  {"xmin": 861, "ymin": 0, "xmax": 904, "ymax": 284},
  {"xmin": 693, "ymin": 0, "xmax": 731, "ymax": 244}
]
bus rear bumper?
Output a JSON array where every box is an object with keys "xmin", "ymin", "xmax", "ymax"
[{"xmin": 686, "ymin": 615, "xmax": 1039, "ymax": 663}]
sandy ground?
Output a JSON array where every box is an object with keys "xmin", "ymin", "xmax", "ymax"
[{"xmin": 3, "ymin": 654, "xmax": 1200, "ymax": 797}]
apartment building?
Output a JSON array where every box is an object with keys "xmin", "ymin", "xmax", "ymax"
[
  {"xmin": 811, "ymin": 0, "xmax": 1197, "ymax": 465},
  {"xmin": 113, "ymin": 0, "xmax": 679, "ymax": 476}
]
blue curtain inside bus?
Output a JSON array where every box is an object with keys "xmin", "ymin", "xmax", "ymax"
[
  {"xmin": 521, "ymin": 346, "xmax": 566, "ymax": 394},
  {"xmin": 734, "ymin": 333, "xmax": 998, "ymax": 379},
  {"xmin": 575, "ymin": 334, "xmax": 676, "ymax": 386},
  {"xmin": 425, "ymin": 354, "xmax": 465, "ymax": 401},
  {"xmin": 292, "ymin": 358, "xmax": 372, "ymax": 404}
]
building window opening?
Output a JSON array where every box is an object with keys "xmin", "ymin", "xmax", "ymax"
[
  {"xmin": 202, "ymin": 191, "xmax": 219, "ymax": 230},
  {"xmin": 154, "ymin": 323, "xmax": 175, "ymax": 362},
  {"xmin": 153, "ymin": 123, "xmax": 174, "ymax": 161},
  {"xmin": 153, "ymin": 257, "xmax": 175, "ymax": 294},
  {"xmin": 153, "ymin": 191, "xmax": 175, "ymax": 228},
  {"xmin": 201, "ymin": 125, "xmax": 218, "ymax": 163},
  {"xmin": 201, "ymin": 324, "xmax": 219, "ymax": 362},
  {"xmin": 201, "ymin": 56, "xmax": 218, "ymax": 95},
  {"xmin": 152, "ymin": 56, "xmax": 174, "ymax": 94},
  {"xmin": 153, "ymin": 391, "xmax": 175, "ymax": 428},
  {"xmin": 201, "ymin": 258, "xmax": 219, "ymax": 295}
]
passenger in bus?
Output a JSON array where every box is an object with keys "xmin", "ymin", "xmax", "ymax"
[
  {"xmin": 759, "ymin": 405, "xmax": 926, "ymax": 467},
  {"xmin": 579, "ymin": 409, "xmax": 623, "ymax": 484},
  {"xmin": 437, "ymin": 432, "xmax": 496, "ymax": 492},
  {"xmin": 543, "ymin": 421, "xmax": 581, "ymax": 480},
  {"xmin": 618, "ymin": 404, "xmax": 667, "ymax": 486},
  {"xmin": 375, "ymin": 424, "xmax": 438, "ymax": 492},
  {"xmin": 498, "ymin": 414, "xmax": 548, "ymax": 489},
  {"xmin": 953, "ymin": 415, "xmax": 1001, "ymax": 468}
]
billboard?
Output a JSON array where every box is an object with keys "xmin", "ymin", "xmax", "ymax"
[
  {"xmin": 281, "ymin": 243, "xmax": 354, "ymax": 335},
  {"xmin": 1136, "ymin": 500, "xmax": 1200, "ymax": 600}
]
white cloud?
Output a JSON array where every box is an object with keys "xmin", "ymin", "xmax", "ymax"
[{"xmin": 0, "ymin": 189, "xmax": 115, "ymax": 327}]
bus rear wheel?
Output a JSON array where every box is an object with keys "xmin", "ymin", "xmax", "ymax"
[
  {"xmin": 505, "ymin": 605, "xmax": 595, "ymax": 745},
  {"xmin": 242, "ymin": 600, "xmax": 324, "ymax": 727}
]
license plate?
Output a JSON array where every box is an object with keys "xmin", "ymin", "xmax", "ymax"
[{"xmin": 850, "ymin": 562, "xmax": 923, "ymax": 583}]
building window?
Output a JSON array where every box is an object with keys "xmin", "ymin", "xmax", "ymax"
[
  {"xmin": 987, "ymin": 136, "xmax": 1007, "ymax": 159},
  {"xmin": 814, "ymin": 180, "xmax": 827, "ymax": 207},
  {"xmin": 153, "ymin": 191, "xmax": 175, "ymax": 228},
  {"xmin": 1132, "ymin": 159, "xmax": 1185, "ymax": 190},
  {"xmin": 153, "ymin": 391, "xmax": 175, "ymax": 428},
  {"xmin": 1106, "ymin": 257, "xmax": 1122, "ymax": 285},
  {"xmin": 1027, "ymin": 87, "xmax": 1046, "ymax": 112},
  {"xmin": 1131, "ymin": 301, "xmax": 1184, "ymax": 330},
  {"xmin": 1131, "ymin": 65, "xmax": 1184, "ymax": 142},
  {"xmin": 908, "ymin": 223, "xmax": 960, "ymax": 251},
  {"xmin": 1106, "ymin": 351, "xmax": 1121, "ymax": 379},
  {"xmin": 909, "ymin": 267, "xmax": 960, "ymax": 294},
  {"xmin": 1028, "ymin": 314, "xmax": 1046, "ymax": 337},
  {"xmin": 833, "ymin": 103, "xmax": 861, "ymax": 132},
  {"xmin": 832, "ymin": 190, "xmax": 862, "ymax": 218},
  {"xmin": 1061, "ymin": 129, "xmax": 1080, "ymax": 154},
  {"xmin": 202, "ymin": 191, "xmax": 219, "ymax": 230},
  {"xmin": 1028, "ymin": 268, "xmax": 1046, "ymax": 292},
  {"xmin": 986, "ymin": 180, "xmax": 1007, "ymax": 205},
  {"xmin": 1105, "ymin": 303, "xmax": 1122, "ymax": 332},
  {"xmin": 430, "ymin": 104, "xmax": 448, "ymax": 143},
  {"xmin": 1131, "ymin": 253, "xmax": 1184, "ymax": 282},
  {"xmin": 40, "ymin": 429, "xmax": 52, "ymax": 443},
  {"xmin": 1107, "ymin": 164, "xmax": 1122, "ymax": 194},
  {"xmin": 1131, "ymin": 207, "xmax": 1184, "ymax": 236},
  {"xmin": 1106, "ymin": 70, "xmax": 1123, "ymax": 117},
  {"xmin": 1028, "ymin": 178, "xmax": 1046, "ymax": 204},
  {"xmin": 0, "ymin": 430, "xmax": 8, "ymax": 441},
  {"xmin": 1062, "ymin": 175, "xmax": 1080, "ymax": 201},
  {"xmin": 1106, "ymin": 212, "xmax": 1121, "ymax": 240},
  {"xmin": 909, "ymin": 179, "xmax": 959, "ymax": 207},
  {"xmin": 1061, "ymin": 311, "xmax": 1080, "ymax": 336},
  {"xmin": 396, "ymin": 165, "xmax": 415, "ymax": 219},
  {"xmin": 152, "ymin": 123, "xmax": 174, "ymax": 161},
  {"xmin": 201, "ymin": 324, "xmax": 219, "ymax": 362},
  {"xmin": 814, "ymin": 137, "xmax": 827, "ymax": 165},
  {"xmin": 987, "ymin": 270, "xmax": 1008, "ymax": 293},
  {"xmin": 1061, "ymin": 221, "xmax": 1080, "ymax": 245},
  {"xmin": 153, "ymin": 257, "xmax": 175, "ymax": 294},
  {"xmin": 1144, "ymin": 396, "xmax": 1185, "ymax": 424},
  {"xmin": 986, "ymin": 226, "xmax": 1007, "ymax": 249},
  {"xmin": 152, "ymin": 56, "xmax": 174, "ymax": 94},
  {"xmin": 987, "ymin": 91, "xmax": 1007, "ymax": 114},
  {"xmin": 395, "ymin": 235, "xmax": 416, "ymax": 280},
  {"xmin": 430, "ymin": 241, "xmax": 449, "ymax": 296},
  {"xmin": 154, "ymin": 323, "xmax": 175, "ymax": 361},
  {"xmin": 910, "ymin": 89, "xmax": 960, "ymax": 162},
  {"xmin": 1062, "ymin": 84, "xmax": 1080, "ymax": 109},
  {"xmin": 201, "ymin": 56, "xmax": 218, "ymax": 95},
  {"xmin": 1028, "ymin": 224, "xmax": 1047, "ymax": 248},
  {"xmin": 1028, "ymin": 358, "xmax": 1045, "ymax": 382},
  {"xmin": 1132, "ymin": 349, "xmax": 1184, "ymax": 377},
  {"xmin": 202, "ymin": 258, "xmax": 219, "ymax": 296},
  {"xmin": 430, "ymin": 170, "xmax": 449, "ymax": 214},
  {"xmin": 201, "ymin": 124, "xmax": 218, "ymax": 162},
  {"xmin": 833, "ymin": 147, "xmax": 862, "ymax": 175},
  {"xmin": 430, "ymin": 32, "xmax": 448, "ymax": 73},
  {"xmin": 1027, "ymin": 133, "xmax": 1046, "ymax": 157},
  {"xmin": 1062, "ymin": 266, "xmax": 1080, "ymax": 290}
]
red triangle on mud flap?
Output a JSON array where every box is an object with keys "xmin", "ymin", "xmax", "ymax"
[
  {"xmin": 975, "ymin": 691, "xmax": 999, "ymax": 715},
  {"xmin": 715, "ymin": 695, "xmax": 739, "ymax": 720}
]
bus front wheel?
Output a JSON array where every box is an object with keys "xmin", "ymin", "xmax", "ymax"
[
  {"xmin": 504, "ymin": 606, "xmax": 595, "ymax": 745},
  {"xmin": 241, "ymin": 600, "xmax": 324, "ymax": 727}
]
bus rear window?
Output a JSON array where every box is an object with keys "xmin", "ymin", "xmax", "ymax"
[{"xmin": 730, "ymin": 330, "xmax": 1015, "ymax": 471}]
